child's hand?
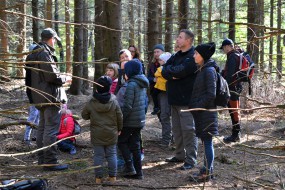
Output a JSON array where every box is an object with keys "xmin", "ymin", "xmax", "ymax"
[
  {"xmin": 153, "ymin": 78, "xmax": 157, "ymax": 82},
  {"xmin": 118, "ymin": 131, "xmax": 121, "ymax": 136}
]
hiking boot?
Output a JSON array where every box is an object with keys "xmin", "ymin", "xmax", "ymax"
[
  {"xmin": 107, "ymin": 176, "xmax": 116, "ymax": 183},
  {"xmin": 95, "ymin": 178, "xmax": 102, "ymax": 184},
  {"xmin": 180, "ymin": 162, "xmax": 194, "ymax": 170},
  {"xmin": 165, "ymin": 157, "xmax": 184, "ymax": 163},
  {"xmin": 123, "ymin": 161, "xmax": 136, "ymax": 176},
  {"xmin": 44, "ymin": 164, "xmax": 69, "ymax": 171},
  {"xmin": 124, "ymin": 174, "xmax": 144, "ymax": 180},
  {"xmin": 189, "ymin": 172, "xmax": 211, "ymax": 182},
  {"xmin": 151, "ymin": 108, "xmax": 160, "ymax": 115},
  {"xmin": 223, "ymin": 134, "xmax": 240, "ymax": 144}
]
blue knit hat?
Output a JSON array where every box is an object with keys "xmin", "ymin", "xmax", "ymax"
[
  {"xmin": 124, "ymin": 59, "xmax": 142, "ymax": 78},
  {"xmin": 153, "ymin": 44, "xmax": 165, "ymax": 51},
  {"xmin": 96, "ymin": 76, "xmax": 112, "ymax": 93}
]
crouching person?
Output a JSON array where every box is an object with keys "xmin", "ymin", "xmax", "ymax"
[
  {"xmin": 81, "ymin": 76, "xmax": 123, "ymax": 184},
  {"xmin": 57, "ymin": 106, "xmax": 76, "ymax": 155},
  {"xmin": 118, "ymin": 59, "xmax": 149, "ymax": 180}
]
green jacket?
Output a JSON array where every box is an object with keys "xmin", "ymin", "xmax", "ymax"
[{"xmin": 81, "ymin": 94, "xmax": 123, "ymax": 146}]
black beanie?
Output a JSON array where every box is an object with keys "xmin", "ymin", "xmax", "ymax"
[
  {"xmin": 153, "ymin": 44, "xmax": 165, "ymax": 52},
  {"xmin": 124, "ymin": 59, "xmax": 142, "ymax": 78},
  {"xmin": 96, "ymin": 76, "xmax": 112, "ymax": 93},
  {"xmin": 195, "ymin": 42, "xmax": 216, "ymax": 61}
]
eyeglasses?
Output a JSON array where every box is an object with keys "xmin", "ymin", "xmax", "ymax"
[{"xmin": 129, "ymin": 50, "xmax": 136, "ymax": 53}]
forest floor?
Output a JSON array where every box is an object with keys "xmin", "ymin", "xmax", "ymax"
[{"xmin": 1, "ymin": 80, "xmax": 285, "ymax": 190}]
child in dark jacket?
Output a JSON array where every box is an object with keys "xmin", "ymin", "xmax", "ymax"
[
  {"xmin": 57, "ymin": 106, "xmax": 76, "ymax": 155},
  {"xmin": 118, "ymin": 59, "xmax": 149, "ymax": 180},
  {"xmin": 81, "ymin": 76, "xmax": 123, "ymax": 184}
]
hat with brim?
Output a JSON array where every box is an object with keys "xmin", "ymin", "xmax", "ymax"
[
  {"xmin": 41, "ymin": 28, "xmax": 61, "ymax": 41},
  {"xmin": 219, "ymin": 38, "xmax": 233, "ymax": 49}
]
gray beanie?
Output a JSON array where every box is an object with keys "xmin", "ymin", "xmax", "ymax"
[{"xmin": 153, "ymin": 44, "xmax": 165, "ymax": 51}]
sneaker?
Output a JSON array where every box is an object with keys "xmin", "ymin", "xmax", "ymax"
[
  {"xmin": 70, "ymin": 148, "xmax": 76, "ymax": 155},
  {"xmin": 180, "ymin": 162, "xmax": 194, "ymax": 170},
  {"xmin": 124, "ymin": 174, "xmax": 144, "ymax": 180},
  {"xmin": 31, "ymin": 137, "xmax": 37, "ymax": 141},
  {"xmin": 123, "ymin": 162, "xmax": 136, "ymax": 176},
  {"xmin": 165, "ymin": 157, "xmax": 184, "ymax": 163},
  {"xmin": 44, "ymin": 164, "xmax": 69, "ymax": 171},
  {"xmin": 189, "ymin": 172, "xmax": 211, "ymax": 182},
  {"xmin": 223, "ymin": 135, "xmax": 240, "ymax": 144}
]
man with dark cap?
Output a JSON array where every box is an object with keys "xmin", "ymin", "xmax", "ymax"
[
  {"xmin": 220, "ymin": 38, "xmax": 242, "ymax": 143},
  {"xmin": 27, "ymin": 28, "xmax": 67, "ymax": 170},
  {"xmin": 118, "ymin": 59, "xmax": 149, "ymax": 180},
  {"xmin": 148, "ymin": 44, "xmax": 165, "ymax": 115},
  {"xmin": 189, "ymin": 42, "xmax": 218, "ymax": 182},
  {"xmin": 162, "ymin": 29, "xmax": 198, "ymax": 170}
]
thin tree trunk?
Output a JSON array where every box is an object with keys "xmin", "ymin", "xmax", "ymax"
[
  {"xmin": 128, "ymin": 0, "xmax": 135, "ymax": 45},
  {"xmin": 229, "ymin": 0, "xmax": 235, "ymax": 41},
  {"xmin": 258, "ymin": 0, "xmax": 264, "ymax": 72},
  {"xmin": 165, "ymin": 0, "xmax": 173, "ymax": 52},
  {"xmin": 0, "ymin": 0, "xmax": 8, "ymax": 78},
  {"xmin": 269, "ymin": 0, "xmax": 274, "ymax": 74},
  {"xmin": 207, "ymin": 0, "xmax": 212, "ymax": 42},
  {"xmin": 147, "ymin": 0, "xmax": 160, "ymax": 62},
  {"xmin": 16, "ymin": 1, "xmax": 26, "ymax": 77},
  {"xmin": 158, "ymin": 0, "xmax": 162, "ymax": 44},
  {"xmin": 32, "ymin": 0, "xmax": 39, "ymax": 42},
  {"xmin": 65, "ymin": 0, "xmax": 71, "ymax": 73},
  {"xmin": 45, "ymin": 0, "xmax": 53, "ymax": 27},
  {"xmin": 197, "ymin": 0, "xmax": 202, "ymax": 44},
  {"xmin": 138, "ymin": 0, "xmax": 142, "ymax": 51},
  {"xmin": 70, "ymin": 0, "xmax": 84, "ymax": 95},
  {"xmin": 54, "ymin": 0, "xmax": 64, "ymax": 72},
  {"xmin": 178, "ymin": 0, "xmax": 188, "ymax": 31},
  {"xmin": 82, "ymin": 0, "xmax": 90, "ymax": 94},
  {"xmin": 276, "ymin": 0, "xmax": 282, "ymax": 79}
]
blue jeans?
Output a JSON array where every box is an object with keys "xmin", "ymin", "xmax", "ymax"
[
  {"xmin": 24, "ymin": 106, "xmax": 39, "ymax": 141},
  {"xmin": 58, "ymin": 139, "xmax": 75, "ymax": 152},
  {"xmin": 202, "ymin": 137, "xmax": 214, "ymax": 174},
  {"xmin": 94, "ymin": 144, "xmax": 117, "ymax": 178}
]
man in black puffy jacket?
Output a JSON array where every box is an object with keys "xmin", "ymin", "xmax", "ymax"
[
  {"xmin": 162, "ymin": 29, "xmax": 198, "ymax": 170},
  {"xmin": 27, "ymin": 28, "xmax": 67, "ymax": 170}
]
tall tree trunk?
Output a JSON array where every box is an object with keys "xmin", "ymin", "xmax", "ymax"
[
  {"xmin": 258, "ymin": 0, "xmax": 264, "ymax": 72},
  {"xmin": 247, "ymin": 0, "xmax": 259, "ymax": 67},
  {"xmin": 65, "ymin": 0, "xmax": 71, "ymax": 73},
  {"xmin": 138, "ymin": 0, "xmax": 142, "ymax": 51},
  {"xmin": 197, "ymin": 0, "xmax": 202, "ymax": 44},
  {"xmin": 94, "ymin": 0, "xmax": 122, "ymax": 80},
  {"xmin": 82, "ymin": 0, "xmax": 90, "ymax": 94},
  {"xmin": 228, "ymin": 0, "xmax": 235, "ymax": 41},
  {"xmin": 45, "ymin": 0, "xmax": 53, "ymax": 27},
  {"xmin": 147, "ymin": 0, "xmax": 160, "ymax": 62},
  {"xmin": 54, "ymin": 0, "xmax": 64, "ymax": 72},
  {"xmin": 207, "ymin": 0, "xmax": 212, "ymax": 42},
  {"xmin": 276, "ymin": 0, "xmax": 282, "ymax": 79},
  {"xmin": 128, "ymin": 0, "xmax": 135, "ymax": 45},
  {"xmin": 32, "ymin": 0, "xmax": 39, "ymax": 42},
  {"xmin": 16, "ymin": 1, "xmax": 26, "ymax": 77},
  {"xmin": 70, "ymin": 0, "xmax": 83, "ymax": 95},
  {"xmin": 165, "ymin": 0, "xmax": 173, "ymax": 52},
  {"xmin": 178, "ymin": 0, "xmax": 188, "ymax": 31},
  {"xmin": 158, "ymin": 0, "xmax": 162, "ymax": 44},
  {"xmin": 0, "ymin": 0, "xmax": 8, "ymax": 78},
  {"xmin": 269, "ymin": 0, "xmax": 274, "ymax": 74}
]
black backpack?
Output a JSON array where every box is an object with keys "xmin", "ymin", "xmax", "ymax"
[
  {"xmin": 215, "ymin": 72, "xmax": 230, "ymax": 107},
  {"xmin": 1, "ymin": 179, "xmax": 47, "ymax": 190}
]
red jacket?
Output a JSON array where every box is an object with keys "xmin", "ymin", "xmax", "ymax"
[
  {"xmin": 57, "ymin": 113, "xmax": 75, "ymax": 141},
  {"xmin": 110, "ymin": 78, "xmax": 118, "ymax": 94}
]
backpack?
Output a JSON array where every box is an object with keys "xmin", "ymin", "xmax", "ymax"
[
  {"xmin": 63, "ymin": 116, "xmax": 81, "ymax": 135},
  {"xmin": 236, "ymin": 52, "xmax": 255, "ymax": 82},
  {"xmin": 215, "ymin": 72, "xmax": 230, "ymax": 107},
  {"xmin": 1, "ymin": 179, "xmax": 48, "ymax": 190}
]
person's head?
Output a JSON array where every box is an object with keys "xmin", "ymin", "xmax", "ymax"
[
  {"xmin": 119, "ymin": 49, "xmax": 132, "ymax": 64},
  {"xmin": 219, "ymin": 38, "xmax": 234, "ymax": 54},
  {"xmin": 124, "ymin": 59, "xmax": 142, "ymax": 80},
  {"xmin": 128, "ymin": 45, "xmax": 140, "ymax": 59},
  {"xmin": 194, "ymin": 42, "xmax": 216, "ymax": 65},
  {"xmin": 158, "ymin": 52, "xmax": 172, "ymax": 65},
  {"xmin": 41, "ymin": 28, "xmax": 61, "ymax": 48},
  {"xmin": 153, "ymin": 44, "xmax": 165, "ymax": 60},
  {"xmin": 96, "ymin": 76, "xmax": 113, "ymax": 94},
  {"xmin": 61, "ymin": 104, "xmax": 72, "ymax": 115},
  {"xmin": 105, "ymin": 63, "xmax": 119, "ymax": 79},
  {"xmin": 176, "ymin": 29, "xmax": 194, "ymax": 52}
]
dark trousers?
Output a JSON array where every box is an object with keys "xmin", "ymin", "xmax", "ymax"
[
  {"xmin": 151, "ymin": 87, "xmax": 160, "ymax": 110},
  {"xmin": 58, "ymin": 139, "xmax": 75, "ymax": 152},
  {"xmin": 37, "ymin": 106, "xmax": 61, "ymax": 164},
  {"xmin": 118, "ymin": 127, "xmax": 142, "ymax": 176}
]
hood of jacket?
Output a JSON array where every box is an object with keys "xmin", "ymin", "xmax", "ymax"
[
  {"xmin": 91, "ymin": 94, "xmax": 117, "ymax": 113},
  {"xmin": 198, "ymin": 59, "xmax": 220, "ymax": 72},
  {"xmin": 128, "ymin": 74, "xmax": 149, "ymax": 88}
]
